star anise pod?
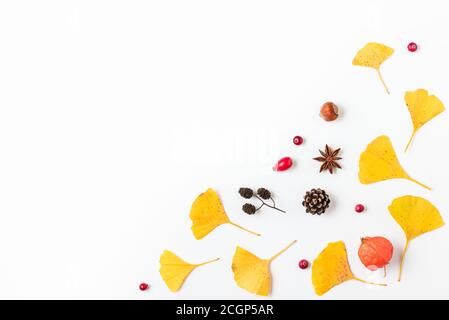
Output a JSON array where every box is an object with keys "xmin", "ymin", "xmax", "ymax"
[{"xmin": 313, "ymin": 144, "xmax": 342, "ymax": 174}]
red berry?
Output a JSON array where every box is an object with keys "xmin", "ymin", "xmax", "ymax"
[
  {"xmin": 298, "ymin": 259, "xmax": 309, "ymax": 269},
  {"xmin": 273, "ymin": 156, "xmax": 293, "ymax": 171},
  {"xmin": 293, "ymin": 136, "xmax": 304, "ymax": 146},
  {"xmin": 139, "ymin": 283, "xmax": 149, "ymax": 291},
  {"xmin": 355, "ymin": 204, "xmax": 365, "ymax": 213},
  {"xmin": 407, "ymin": 42, "xmax": 418, "ymax": 52}
]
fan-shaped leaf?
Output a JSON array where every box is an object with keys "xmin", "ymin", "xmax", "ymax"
[
  {"xmin": 189, "ymin": 188, "xmax": 260, "ymax": 239},
  {"xmin": 312, "ymin": 241, "xmax": 386, "ymax": 296},
  {"xmin": 359, "ymin": 136, "xmax": 430, "ymax": 190},
  {"xmin": 232, "ymin": 240, "xmax": 297, "ymax": 296},
  {"xmin": 159, "ymin": 250, "xmax": 219, "ymax": 292},
  {"xmin": 352, "ymin": 42, "xmax": 394, "ymax": 94},
  {"xmin": 404, "ymin": 89, "xmax": 445, "ymax": 152},
  {"xmin": 388, "ymin": 196, "xmax": 444, "ymax": 281}
]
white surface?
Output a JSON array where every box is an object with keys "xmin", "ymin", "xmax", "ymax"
[{"xmin": 1, "ymin": 0, "xmax": 449, "ymax": 300}]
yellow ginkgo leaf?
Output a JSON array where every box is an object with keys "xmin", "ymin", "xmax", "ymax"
[
  {"xmin": 232, "ymin": 240, "xmax": 297, "ymax": 296},
  {"xmin": 159, "ymin": 250, "xmax": 219, "ymax": 292},
  {"xmin": 359, "ymin": 135, "xmax": 430, "ymax": 190},
  {"xmin": 189, "ymin": 188, "xmax": 260, "ymax": 239},
  {"xmin": 388, "ymin": 196, "xmax": 444, "ymax": 281},
  {"xmin": 404, "ymin": 89, "xmax": 445, "ymax": 152},
  {"xmin": 312, "ymin": 241, "xmax": 386, "ymax": 296},
  {"xmin": 352, "ymin": 42, "xmax": 394, "ymax": 94}
]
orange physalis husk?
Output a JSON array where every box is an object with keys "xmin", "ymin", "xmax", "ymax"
[{"xmin": 358, "ymin": 237, "xmax": 393, "ymax": 276}]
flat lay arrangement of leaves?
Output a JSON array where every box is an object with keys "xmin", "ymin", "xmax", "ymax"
[{"xmin": 152, "ymin": 41, "xmax": 446, "ymax": 297}]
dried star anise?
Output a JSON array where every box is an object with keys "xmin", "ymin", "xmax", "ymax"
[{"xmin": 313, "ymin": 144, "xmax": 342, "ymax": 174}]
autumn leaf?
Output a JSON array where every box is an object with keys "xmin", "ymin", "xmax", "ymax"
[
  {"xmin": 312, "ymin": 241, "xmax": 386, "ymax": 296},
  {"xmin": 159, "ymin": 250, "xmax": 219, "ymax": 292},
  {"xmin": 232, "ymin": 240, "xmax": 297, "ymax": 296},
  {"xmin": 359, "ymin": 135, "xmax": 430, "ymax": 190},
  {"xmin": 388, "ymin": 196, "xmax": 444, "ymax": 281},
  {"xmin": 404, "ymin": 89, "xmax": 445, "ymax": 152},
  {"xmin": 189, "ymin": 188, "xmax": 260, "ymax": 239},
  {"xmin": 352, "ymin": 42, "xmax": 394, "ymax": 94}
]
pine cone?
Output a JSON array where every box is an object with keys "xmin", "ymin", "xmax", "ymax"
[
  {"xmin": 257, "ymin": 188, "xmax": 271, "ymax": 200},
  {"xmin": 302, "ymin": 188, "xmax": 330, "ymax": 215},
  {"xmin": 239, "ymin": 188, "xmax": 254, "ymax": 199},
  {"xmin": 242, "ymin": 203, "xmax": 256, "ymax": 215}
]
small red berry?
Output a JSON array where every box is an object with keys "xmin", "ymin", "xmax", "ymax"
[
  {"xmin": 298, "ymin": 259, "xmax": 309, "ymax": 269},
  {"xmin": 407, "ymin": 42, "xmax": 418, "ymax": 52},
  {"xmin": 355, "ymin": 204, "xmax": 365, "ymax": 213},
  {"xmin": 293, "ymin": 136, "xmax": 304, "ymax": 146},
  {"xmin": 139, "ymin": 283, "xmax": 149, "ymax": 291}
]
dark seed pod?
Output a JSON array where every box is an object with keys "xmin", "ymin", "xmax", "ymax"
[
  {"xmin": 239, "ymin": 187, "xmax": 254, "ymax": 199},
  {"xmin": 242, "ymin": 203, "xmax": 256, "ymax": 215},
  {"xmin": 256, "ymin": 188, "xmax": 271, "ymax": 200}
]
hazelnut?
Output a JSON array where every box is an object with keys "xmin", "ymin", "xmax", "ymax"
[{"xmin": 319, "ymin": 102, "xmax": 339, "ymax": 121}]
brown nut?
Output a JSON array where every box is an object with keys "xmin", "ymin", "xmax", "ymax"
[{"xmin": 319, "ymin": 102, "xmax": 339, "ymax": 121}]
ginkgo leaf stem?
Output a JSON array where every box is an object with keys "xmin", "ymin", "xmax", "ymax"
[
  {"xmin": 383, "ymin": 266, "xmax": 387, "ymax": 278},
  {"xmin": 404, "ymin": 131, "xmax": 416, "ymax": 153},
  {"xmin": 229, "ymin": 221, "xmax": 261, "ymax": 236},
  {"xmin": 376, "ymin": 69, "xmax": 390, "ymax": 94},
  {"xmin": 353, "ymin": 276, "xmax": 387, "ymax": 287},
  {"xmin": 407, "ymin": 177, "xmax": 431, "ymax": 191},
  {"xmin": 195, "ymin": 257, "xmax": 220, "ymax": 267},
  {"xmin": 398, "ymin": 240, "xmax": 409, "ymax": 282},
  {"xmin": 269, "ymin": 240, "xmax": 297, "ymax": 262}
]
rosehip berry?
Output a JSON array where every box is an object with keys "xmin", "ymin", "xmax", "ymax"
[
  {"xmin": 407, "ymin": 42, "xmax": 418, "ymax": 52},
  {"xmin": 273, "ymin": 156, "xmax": 293, "ymax": 171},
  {"xmin": 355, "ymin": 204, "xmax": 365, "ymax": 213},
  {"xmin": 139, "ymin": 283, "xmax": 149, "ymax": 291},
  {"xmin": 298, "ymin": 259, "xmax": 309, "ymax": 269},
  {"xmin": 293, "ymin": 136, "xmax": 304, "ymax": 146}
]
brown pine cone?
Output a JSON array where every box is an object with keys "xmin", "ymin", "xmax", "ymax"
[{"xmin": 302, "ymin": 188, "xmax": 330, "ymax": 215}]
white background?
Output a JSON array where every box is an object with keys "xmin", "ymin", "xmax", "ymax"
[{"xmin": 1, "ymin": 0, "xmax": 448, "ymax": 300}]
